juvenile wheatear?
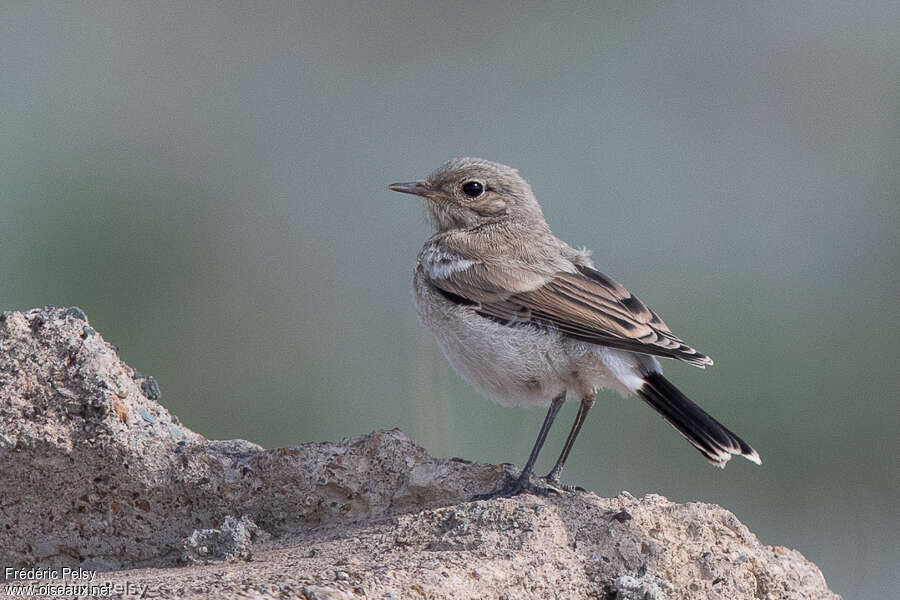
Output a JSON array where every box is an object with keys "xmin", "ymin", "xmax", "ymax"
[{"xmin": 389, "ymin": 157, "xmax": 759, "ymax": 498}]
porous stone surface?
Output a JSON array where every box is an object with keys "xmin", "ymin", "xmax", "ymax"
[
  {"xmin": 181, "ymin": 514, "xmax": 269, "ymax": 564},
  {"xmin": 0, "ymin": 306, "xmax": 840, "ymax": 599}
]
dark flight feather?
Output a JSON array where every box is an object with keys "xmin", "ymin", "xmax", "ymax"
[{"xmin": 638, "ymin": 372, "xmax": 760, "ymax": 466}]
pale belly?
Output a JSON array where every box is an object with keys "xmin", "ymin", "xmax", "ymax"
[{"xmin": 412, "ymin": 270, "xmax": 637, "ymax": 407}]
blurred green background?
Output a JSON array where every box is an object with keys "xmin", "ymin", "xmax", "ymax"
[{"xmin": 1, "ymin": 2, "xmax": 897, "ymax": 597}]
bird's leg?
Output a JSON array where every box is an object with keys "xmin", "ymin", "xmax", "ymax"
[
  {"xmin": 516, "ymin": 393, "xmax": 566, "ymax": 484},
  {"xmin": 472, "ymin": 392, "xmax": 566, "ymax": 500},
  {"xmin": 544, "ymin": 395, "xmax": 594, "ymax": 489}
]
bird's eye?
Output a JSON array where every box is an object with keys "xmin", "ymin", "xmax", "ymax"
[{"xmin": 462, "ymin": 181, "xmax": 484, "ymax": 198}]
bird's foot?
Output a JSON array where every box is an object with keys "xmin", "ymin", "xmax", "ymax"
[
  {"xmin": 543, "ymin": 473, "xmax": 586, "ymax": 493},
  {"xmin": 471, "ymin": 472, "xmax": 567, "ymax": 501}
]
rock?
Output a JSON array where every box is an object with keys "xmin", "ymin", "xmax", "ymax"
[
  {"xmin": 303, "ymin": 585, "xmax": 355, "ymax": 600},
  {"xmin": 181, "ymin": 515, "xmax": 267, "ymax": 564},
  {"xmin": 136, "ymin": 374, "xmax": 162, "ymax": 400},
  {"xmin": 0, "ymin": 307, "xmax": 840, "ymax": 599},
  {"xmin": 609, "ymin": 574, "xmax": 672, "ymax": 600}
]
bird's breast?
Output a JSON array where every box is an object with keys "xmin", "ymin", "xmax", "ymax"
[{"xmin": 412, "ymin": 268, "xmax": 573, "ymax": 407}]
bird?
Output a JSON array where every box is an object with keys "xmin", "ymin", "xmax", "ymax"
[{"xmin": 388, "ymin": 157, "xmax": 760, "ymax": 498}]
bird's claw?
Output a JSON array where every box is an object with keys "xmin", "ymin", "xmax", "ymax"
[
  {"xmin": 543, "ymin": 475, "xmax": 576, "ymax": 493},
  {"xmin": 471, "ymin": 472, "xmax": 569, "ymax": 501}
]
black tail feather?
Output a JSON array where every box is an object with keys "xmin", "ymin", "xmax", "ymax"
[{"xmin": 638, "ymin": 372, "xmax": 760, "ymax": 467}]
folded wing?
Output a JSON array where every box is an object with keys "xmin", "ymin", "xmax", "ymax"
[{"xmin": 430, "ymin": 261, "xmax": 713, "ymax": 368}]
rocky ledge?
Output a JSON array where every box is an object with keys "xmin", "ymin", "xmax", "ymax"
[{"xmin": 0, "ymin": 307, "xmax": 838, "ymax": 599}]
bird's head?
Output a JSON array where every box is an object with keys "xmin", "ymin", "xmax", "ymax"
[{"xmin": 389, "ymin": 157, "xmax": 546, "ymax": 232}]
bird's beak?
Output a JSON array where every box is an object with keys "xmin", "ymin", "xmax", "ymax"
[{"xmin": 387, "ymin": 180, "xmax": 430, "ymax": 197}]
